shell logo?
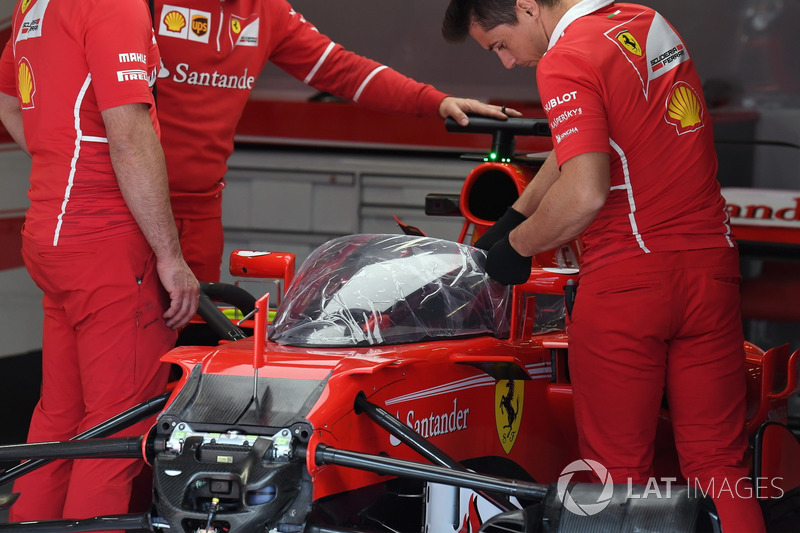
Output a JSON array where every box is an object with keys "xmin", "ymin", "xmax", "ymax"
[
  {"xmin": 21, "ymin": 0, "xmax": 32, "ymax": 14},
  {"xmin": 231, "ymin": 19, "xmax": 242, "ymax": 34},
  {"xmin": 665, "ymin": 82, "xmax": 703, "ymax": 134},
  {"xmin": 164, "ymin": 11, "xmax": 186, "ymax": 32},
  {"xmin": 18, "ymin": 60, "xmax": 35, "ymax": 109}
]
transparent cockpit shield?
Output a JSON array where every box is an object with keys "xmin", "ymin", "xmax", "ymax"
[{"xmin": 269, "ymin": 234, "xmax": 511, "ymax": 347}]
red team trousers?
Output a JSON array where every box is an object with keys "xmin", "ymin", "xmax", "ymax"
[
  {"xmin": 12, "ymin": 232, "xmax": 175, "ymax": 527},
  {"xmin": 175, "ymin": 216, "xmax": 224, "ymax": 283},
  {"xmin": 568, "ymin": 247, "xmax": 765, "ymax": 532}
]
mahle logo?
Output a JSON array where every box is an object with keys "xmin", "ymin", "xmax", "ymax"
[{"xmin": 557, "ymin": 459, "xmax": 614, "ymax": 516}]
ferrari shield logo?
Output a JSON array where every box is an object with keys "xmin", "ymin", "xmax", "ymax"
[
  {"xmin": 617, "ymin": 30, "xmax": 642, "ymax": 56},
  {"xmin": 495, "ymin": 380, "xmax": 523, "ymax": 454}
]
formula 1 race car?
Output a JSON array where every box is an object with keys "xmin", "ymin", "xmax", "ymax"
[{"xmin": 0, "ymin": 117, "xmax": 798, "ymax": 533}]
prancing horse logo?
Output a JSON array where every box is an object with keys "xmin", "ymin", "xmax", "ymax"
[
  {"xmin": 616, "ymin": 30, "xmax": 642, "ymax": 56},
  {"xmin": 495, "ymin": 379, "xmax": 523, "ymax": 454}
]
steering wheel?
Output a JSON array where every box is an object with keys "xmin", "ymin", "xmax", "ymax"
[{"xmin": 178, "ymin": 282, "xmax": 257, "ymax": 345}]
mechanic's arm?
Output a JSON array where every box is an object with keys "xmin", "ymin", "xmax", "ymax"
[
  {"xmin": 510, "ymin": 151, "xmax": 610, "ymax": 256},
  {"xmin": 512, "ymin": 151, "xmax": 562, "ymax": 217},
  {"xmin": 0, "ymin": 91, "xmax": 29, "ymax": 155},
  {"xmin": 102, "ymin": 102, "xmax": 200, "ymax": 329},
  {"xmin": 438, "ymin": 96, "xmax": 522, "ymax": 126}
]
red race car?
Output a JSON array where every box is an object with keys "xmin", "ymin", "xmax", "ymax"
[{"xmin": 0, "ymin": 117, "xmax": 798, "ymax": 533}]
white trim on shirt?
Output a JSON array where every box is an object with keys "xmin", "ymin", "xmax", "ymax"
[
  {"xmin": 304, "ymin": 41, "xmax": 335, "ymax": 84},
  {"xmin": 609, "ymin": 138, "xmax": 651, "ymax": 253},
  {"xmin": 53, "ymin": 73, "xmax": 92, "ymax": 246},
  {"xmin": 549, "ymin": 0, "xmax": 616, "ymax": 50}
]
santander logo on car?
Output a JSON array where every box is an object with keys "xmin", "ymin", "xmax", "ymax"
[{"xmin": 723, "ymin": 188, "xmax": 800, "ymax": 228}]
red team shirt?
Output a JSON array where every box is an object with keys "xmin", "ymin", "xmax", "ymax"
[
  {"xmin": 538, "ymin": 0, "xmax": 734, "ymax": 274},
  {"xmin": 153, "ymin": 0, "xmax": 449, "ymax": 219},
  {"xmin": 0, "ymin": 0, "xmax": 160, "ymax": 246}
]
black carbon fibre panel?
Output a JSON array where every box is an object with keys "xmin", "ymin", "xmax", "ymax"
[{"xmin": 158, "ymin": 364, "xmax": 330, "ymax": 434}]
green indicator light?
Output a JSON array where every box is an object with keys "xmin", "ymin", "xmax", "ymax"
[{"xmin": 489, "ymin": 152, "xmax": 498, "ymax": 160}]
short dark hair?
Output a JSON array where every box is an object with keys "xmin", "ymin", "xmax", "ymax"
[
  {"xmin": 442, "ymin": 0, "xmax": 560, "ymax": 42},
  {"xmin": 442, "ymin": 0, "xmax": 519, "ymax": 43}
]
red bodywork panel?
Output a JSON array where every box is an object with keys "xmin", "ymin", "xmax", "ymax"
[{"xmin": 162, "ymin": 331, "xmax": 577, "ymax": 500}]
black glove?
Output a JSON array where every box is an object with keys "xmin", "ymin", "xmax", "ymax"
[
  {"xmin": 474, "ymin": 207, "xmax": 527, "ymax": 251},
  {"xmin": 486, "ymin": 236, "xmax": 532, "ymax": 285}
]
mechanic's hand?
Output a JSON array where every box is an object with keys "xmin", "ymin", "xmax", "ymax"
[
  {"xmin": 157, "ymin": 258, "xmax": 201, "ymax": 329},
  {"xmin": 474, "ymin": 207, "xmax": 527, "ymax": 251},
  {"xmin": 438, "ymin": 96, "xmax": 522, "ymax": 126},
  {"xmin": 486, "ymin": 235, "xmax": 532, "ymax": 285}
]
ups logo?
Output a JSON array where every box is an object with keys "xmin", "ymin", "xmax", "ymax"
[{"xmin": 191, "ymin": 15, "xmax": 209, "ymax": 37}]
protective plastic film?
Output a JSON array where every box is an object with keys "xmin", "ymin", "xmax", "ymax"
[{"xmin": 269, "ymin": 234, "xmax": 511, "ymax": 347}]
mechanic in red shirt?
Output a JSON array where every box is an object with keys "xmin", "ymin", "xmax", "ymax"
[
  {"xmin": 443, "ymin": 1, "xmax": 765, "ymax": 531},
  {"xmin": 0, "ymin": 0, "xmax": 199, "ymax": 526},
  {"xmin": 153, "ymin": 0, "xmax": 516, "ymax": 282}
]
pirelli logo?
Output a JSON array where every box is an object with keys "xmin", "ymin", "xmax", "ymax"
[{"xmin": 117, "ymin": 69, "xmax": 149, "ymax": 82}]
